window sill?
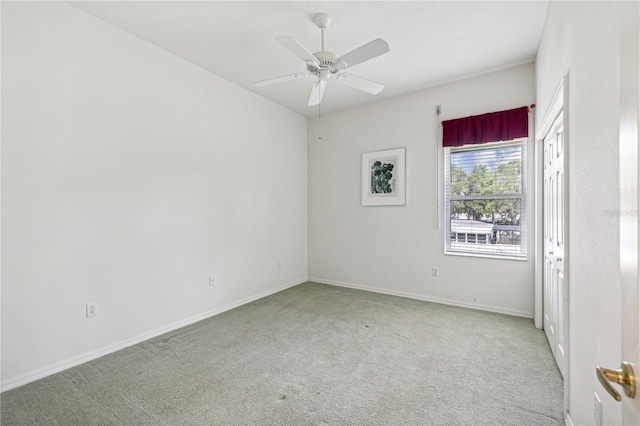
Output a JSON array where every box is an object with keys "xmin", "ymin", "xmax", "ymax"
[{"xmin": 444, "ymin": 250, "xmax": 528, "ymax": 261}]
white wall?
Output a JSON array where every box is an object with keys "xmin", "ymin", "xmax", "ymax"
[
  {"xmin": 536, "ymin": 2, "xmax": 634, "ymax": 425},
  {"xmin": 1, "ymin": 2, "xmax": 308, "ymax": 390},
  {"xmin": 308, "ymin": 63, "xmax": 536, "ymax": 318}
]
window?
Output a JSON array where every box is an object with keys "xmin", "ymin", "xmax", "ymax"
[{"xmin": 444, "ymin": 139, "xmax": 527, "ymax": 259}]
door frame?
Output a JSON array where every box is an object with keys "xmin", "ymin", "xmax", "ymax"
[{"xmin": 535, "ymin": 74, "xmax": 570, "ymax": 417}]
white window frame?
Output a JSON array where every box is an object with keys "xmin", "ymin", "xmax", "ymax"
[{"xmin": 444, "ymin": 139, "xmax": 527, "ymax": 260}]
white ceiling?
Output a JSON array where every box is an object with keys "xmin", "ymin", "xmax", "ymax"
[{"xmin": 69, "ymin": 1, "xmax": 548, "ymax": 117}]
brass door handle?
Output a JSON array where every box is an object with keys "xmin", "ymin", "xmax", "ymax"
[{"xmin": 596, "ymin": 362, "xmax": 636, "ymax": 401}]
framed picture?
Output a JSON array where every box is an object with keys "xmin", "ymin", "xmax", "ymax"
[{"xmin": 361, "ymin": 147, "xmax": 406, "ymax": 206}]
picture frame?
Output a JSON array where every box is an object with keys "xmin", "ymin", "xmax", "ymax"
[{"xmin": 361, "ymin": 147, "xmax": 406, "ymax": 206}]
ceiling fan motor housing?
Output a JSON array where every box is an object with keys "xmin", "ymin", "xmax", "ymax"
[{"xmin": 308, "ymin": 51, "xmax": 340, "ymax": 79}]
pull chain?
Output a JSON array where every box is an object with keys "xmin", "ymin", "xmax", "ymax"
[{"xmin": 318, "ymin": 103, "xmax": 323, "ymax": 140}]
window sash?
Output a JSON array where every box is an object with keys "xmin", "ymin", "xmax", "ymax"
[
  {"xmin": 450, "ymin": 194, "xmax": 522, "ymax": 201},
  {"xmin": 444, "ymin": 140, "xmax": 527, "ymax": 259}
]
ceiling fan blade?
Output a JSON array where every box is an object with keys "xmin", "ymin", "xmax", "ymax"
[
  {"xmin": 254, "ymin": 73, "xmax": 310, "ymax": 87},
  {"xmin": 276, "ymin": 37, "xmax": 320, "ymax": 65},
  {"xmin": 336, "ymin": 73, "xmax": 384, "ymax": 95},
  {"xmin": 308, "ymin": 80, "xmax": 327, "ymax": 106},
  {"xmin": 335, "ymin": 38, "xmax": 390, "ymax": 70}
]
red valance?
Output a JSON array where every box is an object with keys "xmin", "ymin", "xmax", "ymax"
[{"xmin": 442, "ymin": 106, "xmax": 529, "ymax": 147}]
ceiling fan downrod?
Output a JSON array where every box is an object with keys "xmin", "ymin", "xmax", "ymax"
[{"xmin": 313, "ymin": 13, "xmax": 332, "ymax": 52}]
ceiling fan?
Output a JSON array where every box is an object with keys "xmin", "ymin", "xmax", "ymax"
[{"xmin": 254, "ymin": 13, "xmax": 390, "ymax": 107}]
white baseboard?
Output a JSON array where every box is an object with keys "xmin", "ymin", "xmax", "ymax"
[
  {"xmin": 565, "ymin": 412, "xmax": 574, "ymax": 426},
  {"xmin": 308, "ymin": 277, "xmax": 533, "ymax": 319},
  {"xmin": 1, "ymin": 277, "xmax": 307, "ymax": 393}
]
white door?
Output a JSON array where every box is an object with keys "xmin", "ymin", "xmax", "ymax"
[
  {"xmin": 619, "ymin": 9, "xmax": 640, "ymax": 424},
  {"xmin": 543, "ymin": 111, "xmax": 566, "ymax": 377},
  {"xmin": 598, "ymin": 6, "xmax": 639, "ymax": 424}
]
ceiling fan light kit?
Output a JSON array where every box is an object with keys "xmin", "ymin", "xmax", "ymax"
[{"xmin": 254, "ymin": 13, "xmax": 389, "ymax": 107}]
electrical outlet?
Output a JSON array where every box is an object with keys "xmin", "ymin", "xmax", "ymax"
[
  {"xmin": 432, "ymin": 267, "xmax": 439, "ymax": 277},
  {"xmin": 593, "ymin": 392, "xmax": 602, "ymax": 426},
  {"xmin": 86, "ymin": 303, "xmax": 97, "ymax": 318},
  {"xmin": 209, "ymin": 276, "xmax": 215, "ymax": 287}
]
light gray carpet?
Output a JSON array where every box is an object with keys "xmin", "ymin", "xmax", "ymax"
[{"xmin": 0, "ymin": 282, "xmax": 564, "ymax": 425}]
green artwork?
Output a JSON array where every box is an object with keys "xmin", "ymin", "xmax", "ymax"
[{"xmin": 370, "ymin": 159, "xmax": 396, "ymax": 194}]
